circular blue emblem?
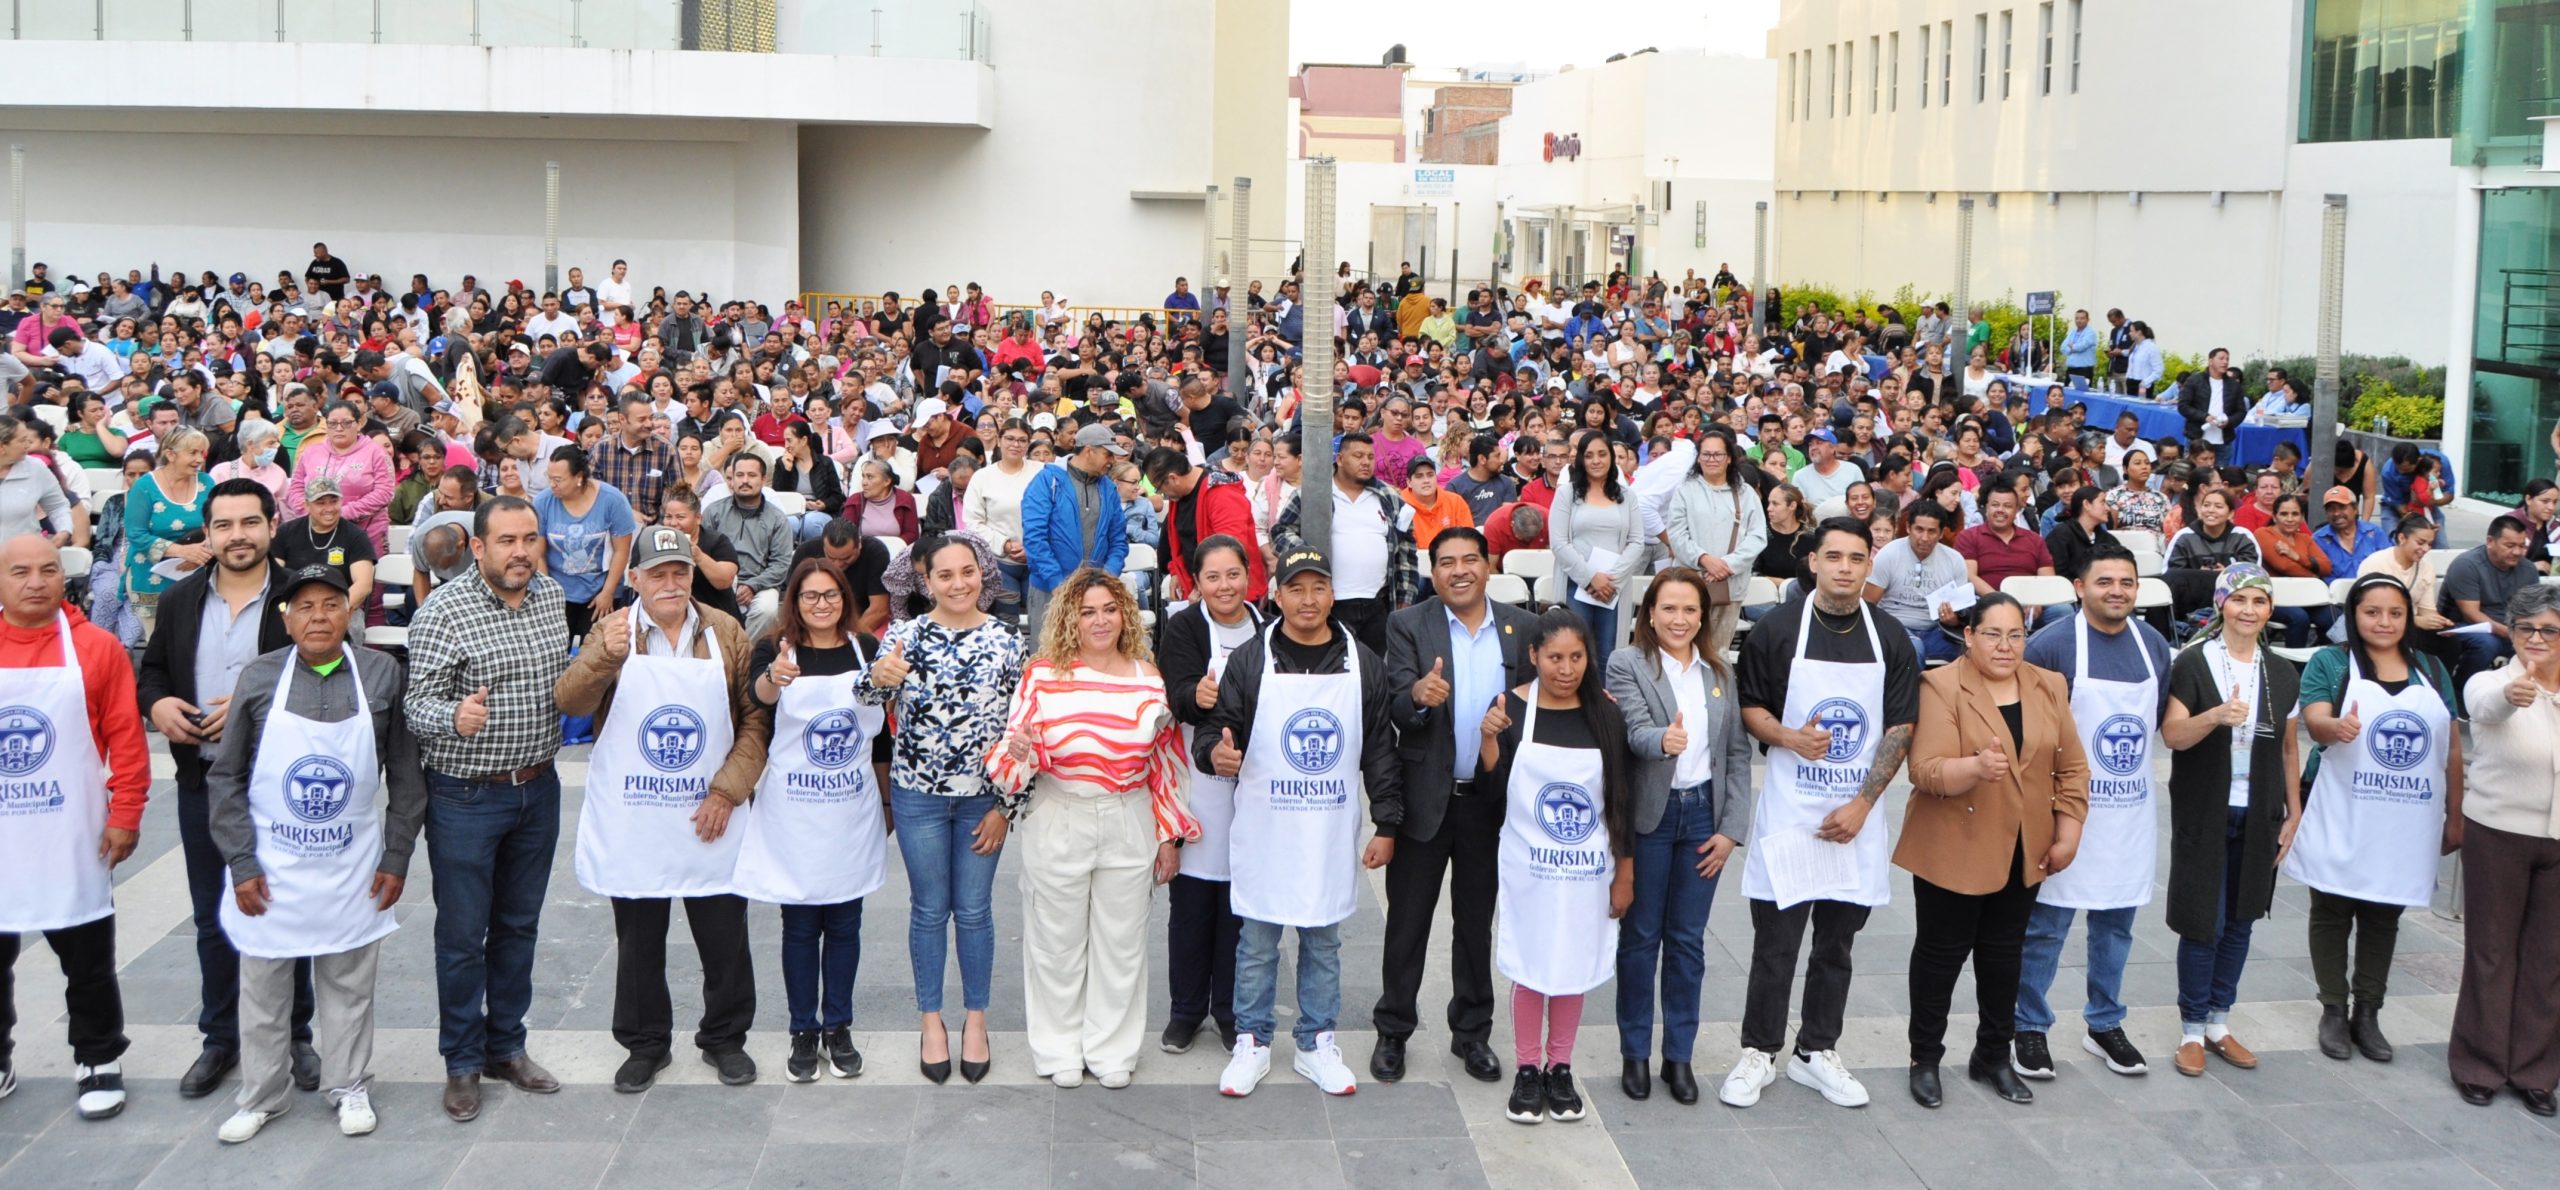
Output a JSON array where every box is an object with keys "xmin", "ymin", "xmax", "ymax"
[
  {"xmin": 1536, "ymin": 783, "xmax": 1599, "ymax": 845},
  {"xmin": 1283, "ymin": 709, "xmax": 1345, "ymax": 775},
  {"xmin": 803, "ymin": 708, "xmax": 864, "ymax": 770},
  {"xmin": 283, "ymin": 756, "xmax": 355, "ymax": 823},
  {"xmin": 639, "ymin": 705, "xmax": 708, "ymax": 773},
  {"xmin": 0, "ymin": 706, "xmax": 56, "ymax": 777},
  {"xmin": 2366, "ymin": 710, "xmax": 2432, "ymax": 773},
  {"xmin": 2094, "ymin": 714, "xmax": 2149, "ymax": 777},
  {"xmin": 1808, "ymin": 698, "xmax": 1867, "ymax": 764}
]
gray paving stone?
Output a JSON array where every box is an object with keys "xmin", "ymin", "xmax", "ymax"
[
  {"xmin": 628, "ymin": 1081, "xmax": 784, "ymax": 1144},
  {"xmin": 1187, "ymin": 1083, "xmax": 1333, "ymax": 1142},
  {"xmin": 2209, "ymin": 1055, "xmax": 2371, "ymax": 1106},
  {"xmin": 1877, "ymin": 1116, "xmax": 2061, "ymax": 1188},
  {"xmin": 446, "ymin": 1139, "xmax": 617, "ymax": 1188},
  {"xmin": 901, "ymin": 1139, "xmax": 1049, "ymax": 1189},
  {"xmin": 2141, "ymin": 1108, "xmax": 2325, "ymax": 1172},
  {"xmin": 476, "ymin": 1083, "xmax": 640, "ymax": 1144},
  {"xmin": 750, "ymin": 1141, "xmax": 906, "ymax": 1190},
  {"xmin": 1052, "ymin": 1141, "xmax": 1195, "ymax": 1189},
  {"xmin": 1324, "ymin": 1081, "xmax": 1466, "ymax": 1139},
  {"xmin": 1333, "ymin": 1135, "xmax": 1490, "ymax": 1190},
  {"xmin": 283, "ymin": 1139, "xmax": 469, "ymax": 1190},
  {"xmin": 2327, "ymin": 1156, "xmax": 2500, "ymax": 1190},
  {"xmin": 1608, "ymin": 1129, "xmax": 1778, "ymax": 1188},
  {"xmin": 599, "ymin": 1141, "xmax": 766, "ymax": 1190},
  {"xmin": 909, "ymin": 1084, "xmax": 1052, "ymax": 1146},
  {"xmin": 137, "ymin": 1135, "xmax": 329, "ymax": 1190},
  {"xmin": 1749, "ymin": 1123, "xmax": 1923, "ymax": 1189},
  {"xmin": 1053, "ymin": 1084, "xmax": 1193, "ymax": 1145},
  {"xmin": 1194, "ymin": 1140, "xmax": 1346, "ymax": 1190},
  {"xmin": 0, "ymin": 1128, "xmax": 180, "ymax": 1190},
  {"xmin": 768, "ymin": 1084, "xmax": 918, "ymax": 1144},
  {"xmin": 2201, "ymin": 1165, "xmax": 2355, "ymax": 1189},
  {"xmin": 2261, "ymin": 1101, "xmax": 2445, "ymax": 1168}
]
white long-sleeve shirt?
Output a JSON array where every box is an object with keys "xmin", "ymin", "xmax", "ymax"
[{"xmin": 963, "ymin": 458, "xmax": 1039, "ymax": 550}]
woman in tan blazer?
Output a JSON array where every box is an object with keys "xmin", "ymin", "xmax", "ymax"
[{"xmin": 1900, "ymin": 593, "xmax": 2089, "ymax": 1110}]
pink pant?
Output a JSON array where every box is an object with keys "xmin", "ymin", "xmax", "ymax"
[{"xmin": 1511, "ymin": 985, "xmax": 1585, "ymax": 1068}]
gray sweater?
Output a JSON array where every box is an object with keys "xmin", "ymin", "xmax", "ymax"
[
  {"xmin": 704, "ymin": 494, "xmax": 794, "ymax": 593},
  {"xmin": 206, "ymin": 645, "xmax": 426, "ymax": 883}
]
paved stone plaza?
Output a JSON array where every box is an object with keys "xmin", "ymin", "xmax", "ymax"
[{"xmin": 2, "ymin": 726, "xmax": 2554, "ymax": 1188}]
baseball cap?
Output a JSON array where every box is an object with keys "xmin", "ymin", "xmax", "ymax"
[
  {"xmin": 304, "ymin": 473, "xmax": 343, "ymax": 500},
  {"xmin": 1807, "ymin": 426, "xmax": 1839, "ymax": 443},
  {"xmin": 2321, "ymin": 485, "xmax": 2358, "ymax": 506},
  {"xmin": 431, "ymin": 398, "xmax": 460, "ymax": 418},
  {"xmin": 1074, "ymin": 423, "xmax": 1129, "ymax": 456},
  {"xmin": 1273, "ymin": 547, "xmax": 1333, "ymax": 585},
  {"xmin": 1029, "ymin": 411, "xmax": 1058, "ymax": 431},
  {"xmin": 366, "ymin": 381, "xmax": 400, "ymax": 402},
  {"xmin": 1346, "ymin": 364, "xmax": 1383, "ymax": 389},
  {"xmin": 914, "ymin": 397, "xmax": 950, "ymax": 422},
  {"xmin": 278, "ymin": 565, "xmax": 351, "ymax": 601},
  {"xmin": 1405, "ymin": 354, "xmax": 1427, "ymax": 368},
  {"xmin": 228, "ymin": 272, "xmax": 247, "ymax": 284},
  {"xmin": 631, "ymin": 525, "xmax": 696, "ymax": 572}
]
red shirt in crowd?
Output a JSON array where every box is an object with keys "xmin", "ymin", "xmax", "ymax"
[{"xmin": 1953, "ymin": 523, "xmax": 2055, "ymax": 593}]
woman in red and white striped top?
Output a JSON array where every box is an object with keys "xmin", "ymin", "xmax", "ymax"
[{"xmin": 989, "ymin": 567, "xmax": 1201, "ymax": 1089}]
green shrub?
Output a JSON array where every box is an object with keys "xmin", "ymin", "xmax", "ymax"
[{"xmin": 2344, "ymin": 378, "xmax": 2445, "ymax": 438}]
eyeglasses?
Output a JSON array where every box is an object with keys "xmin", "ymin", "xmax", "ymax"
[
  {"xmin": 2516, "ymin": 624, "xmax": 2560, "ymax": 642},
  {"xmin": 796, "ymin": 589, "xmax": 843, "ymax": 605},
  {"xmin": 324, "ymin": 418, "xmax": 360, "ymax": 430}
]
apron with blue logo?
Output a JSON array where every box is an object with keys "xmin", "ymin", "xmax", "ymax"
[
  {"xmin": 2037, "ymin": 615, "xmax": 2159, "ymax": 910},
  {"xmin": 731, "ymin": 642, "xmax": 888, "ymax": 906},
  {"xmin": 575, "ymin": 613, "xmax": 742, "ymax": 898},
  {"xmin": 1740, "ymin": 602, "xmax": 1892, "ymax": 908},
  {"xmin": 1227, "ymin": 623, "xmax": 1364, "ymax": 928},
  {"xmin": 1494, "ymin": 694, "xmax": 1619, "ymax": 996},
  {"xmin": 220, "ymin": 651, "xmax": 396, "ymax": 960},
  {"xmin": 0, "ymin": 613, "xmax": 117, "ymax": 932},
  {"xmin": 2281, "ymin": 651, "xmax": 2451, "ymax": 909}
]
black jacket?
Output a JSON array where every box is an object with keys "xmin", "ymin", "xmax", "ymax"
[
  {"xmin": 1343, "ymin": 306, "xmax": 1396, "ymax": 345},
  {"xmin": 772, "ymin": 455, "xmax": 846, "ymax": 518},
  {"xmin": 136, "ymin": 559, "xmax": 295, "ymax": 789},
  {"xmin": 2177, "ymin": 369, "xmax": 2250, "ymax": 443},
  {"xmin": 1383, "ymin": 598, "xmax": 1539, "ymax": 840},
  {"xmin": 2164, "ymin": 645, "xmax": 2299, "ymax": 942},
  {"xmin": 1193, "ymin": 621, "xmax": 1404, "ymax": 830},
  {"xmin": 1161, "ymin": 601, "xmax": 1266, "ymax": 731}
]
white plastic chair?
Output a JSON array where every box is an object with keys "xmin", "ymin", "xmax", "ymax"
[
  {"xmin": 2112, "ymin": 528, "xmax": 2162, "ymax": 554},
  {"xmin": 2270, "ymin": 576, "xmax": 2332, "ymax": 610},
  {"xmin": 2135, "ymin": 577, "xmax": 2173, "ymax": 610},
  {"xmin": 58, "ymin": 546, "xmax": 92, "ymax": 576},
  {"xmin": 31, "ymin": 405, "xmax": 65, "ymax": 432},
  {"xmin": 2423, "ymin": 548, "xmax": 2463, "ymax": 581},
  {"xmin": 1486, "ymin": 573, "xmax": 1532, "ymax": 606},
  {"xmin": 2330, "ymin": 578, "xmax": 2359, "ymax": 603},
  {"xmin": 362, "ymin": 625, "xmax": 409, "ymax": 650},
  {"xmin": 2129, "ymin": 548, "xmax": 2165, "ymax": 578},
  {"xmin": 765, "ymin": 490, "xmax": 808, "ymax": 519},
  {"xmin": 375, "ymin": 554, "xmax": 415, "ymax": 588},
  {"xmin": 84, "ymin": 468, "xmax": 127, "ymax": 497},
  {"xmin": 388, "ymin": 526, "xmax": 411, "ymax": 555},
  {"xmin": 1999, "ymin": 575, "xmax": 2077, "ymax": 608},
  {"xmin": 1124, "ymin": 543, "xmax": 1159, "ymax": 574},
  {"xmin": 1741, "ymin": 576, "xmax": 1782, "ymax": 607}
]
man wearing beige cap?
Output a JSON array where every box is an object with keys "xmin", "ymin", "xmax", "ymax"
[
  {"xmin": 275, "ymin": 473, "xmax": 378, "ymax": 612},
  {"xmin": 2312, "ymin": 485, "xmax": 2389, "ymax": 578}
]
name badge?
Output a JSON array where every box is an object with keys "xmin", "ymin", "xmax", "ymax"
[{"xmin": 327, "ymin": 549, "xmax": 344, "ymax": 566}]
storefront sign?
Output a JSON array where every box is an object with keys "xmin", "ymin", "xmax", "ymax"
[
  {"xmin": 1412, "ymin": 168, "xmax": 1455, "ymax": 197},
  {"xmin": 1542, "ymin": 132, "xmax": 1582, "ymax": 162}
]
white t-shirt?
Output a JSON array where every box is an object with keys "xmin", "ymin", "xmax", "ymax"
[
  {"xmin": 1868, "ymin": 537, "xmax": 1970, "ymax": 635},
  {"xmin": 1790, "ymin": 459, "xmax": 1865, "ymax": 508},
  {"xmin": 1663, "ymin": 649, "xmax": 1716, "ymax": 789},
  {"xmin": 2203, "ymin": 639, "xmax": 2292, "ymax": 808},
  {"xmin": 1330, "ymin": 485, "xmax": 1394, "ymax": 601},
  {"xmin": 525, "ymin": 311, "xmax": 579, "ymax": 341},
  {"xmin": 2102, "ymin": 436, "xmax": 2155, "ymax": 469},
  {"xmin": 597, "ymin": 277, "xmax": 633, "ymax": 322}
]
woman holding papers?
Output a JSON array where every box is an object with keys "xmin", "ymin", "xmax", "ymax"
[
  {"xmin": 1901, "ymin": 594, "xmax": 2089, "ymax": 1108},
  {"xmin": 1550, "ymin": 428, "xmax": 1647, "ymax": 668},
  {"xmin": 2159, "ymin": 565, "xmax": 2303, "ymax": 1077}
]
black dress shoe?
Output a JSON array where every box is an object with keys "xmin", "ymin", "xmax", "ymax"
[
  {"xmin": 180, "ymin": 1048, "xmax": 237, "ymax": 1099},
  {"xmin": 1369, "ymin": 1035, "xmax": 1407, "ymax": 1083},
  {"xmin": 443, "ymin": 1074, "xmax": 481, "ymax": 1122},
  {"xmin": 2455, "ymin": 1080, "xmax": 2498, "ymax": 1106},
  {"xmin": 1969, "ymin": 1057, "xmax": 2035, "ymax": 1104},
  {"xmin": 703, "ymin": 1049, "xmax": 758, "ymax": 1086},
  {"xmin": 1621, "ymin": 1058, "xmax": 1651, "ymax": 1101},
  {"xmin": 2317, "ymin": 1005, "xmax": 2352, "ymax": 1060},
  {"xmin": 960, "ymin": 1054, "xmax": 990, "ymax": 1085},
  {"xmin": 1452, "ymin": 1038, "xmax": 1502, "ymax": 1083},
  {"xmin": 919, "ymin": 1036, "xmax": 952, "ymax": 1085},
  {"xmin": 1660, "ymin": 1060, "xmax": 1700, "ymax": 1105},
  {"xmin": 486, "ymin": 1055, "xmax": 561, "ymax": 1093},
  {"xmin": 2348, "ymin": 1004, "xmax": 2394, "ymax": 1063},
  {"xmin": 2518, "ymin": 1086, "xmax": 2557, "ymax": 1117},
  {"xmin": 613, "ymin": 1052, "xmax": 672, "ymax": 1093},
  {"xmin": 1909, "ymin": 1064, "xmax": 1943, "ymax": 1109},
  {"xmin": 290, "ymin": 1040, "xmax": 321, "ymax": 1092}
]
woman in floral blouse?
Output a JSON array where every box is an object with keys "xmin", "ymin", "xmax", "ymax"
[{"xmin": 859, "ymin": 530, "xmax": 1022, "ymax": 1086}]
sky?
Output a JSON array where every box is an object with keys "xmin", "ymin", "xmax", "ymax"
[{"xmin": 1289, "ymin": 0, "xmax": 1778, "ymax": 73}]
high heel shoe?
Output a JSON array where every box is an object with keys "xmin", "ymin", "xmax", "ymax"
[
  {"xmin": 919, "ymin": 1027, "xmax": 952, "ymax": 1085},
  {"xmin": 960, "ymin": 1019, "xmax": 991, "ymax": 1085}
]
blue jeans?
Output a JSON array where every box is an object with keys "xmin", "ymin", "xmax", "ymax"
[
  {"xmin": 425, "ymin": 768, "xmax": 562, "ymax": 1076},
  {"xmin": 995, "ymin": 560, "xmax": 1029, "ymax": 612},
  {"xmin": 791, "ymin": 510, "xmax": 831, "ymax": 542},
  {"xmin": 890, "ymin": 786, "xmax": 1002, "ymax": 1013},
  {"xmin": 2450, "ymin": 626, "xmax": 2514, "ymax": 689},
  {"xmin": 1235, "ymin": 919, "xmax": 1342, "ymax": 1052},
  {"xmin": 2016, "ymin": 903, "xmax": 2137, "ymax": 1034},
  {"xmin": 1617, "ymin": 782, "xmax": 1722, "ymax": 1062},
  {"xmin": 2272, "ymin": 606, "xmax": 2335, "ymax": 649},
  {"xmin": 779, "ymin": 900, "xmax": 863, "ymax": 1033},
  {"xmin": 1567, "ymin": 581, "xmax": 1619, "ymax": 668},
  {"xmin": 2175, "ymin": 806, "xmax": 2256, "ymax": 1027},
  {"xmin": 1905, "ymin": 622, "xmax": 1964, "ymax": 663}
]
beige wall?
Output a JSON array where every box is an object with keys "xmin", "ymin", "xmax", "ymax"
[{"xmin": 1213, "ymin": 0, "xmax": 1292, "ymax": 290}]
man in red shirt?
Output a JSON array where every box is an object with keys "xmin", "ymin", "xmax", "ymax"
[
  {"xmin": 1144, "ymin": 448, "xmax": 1268, "ymax": 602},
  {"xmin": 1522, "ymin": 437, "xmax": 1574, "ymax": 511},
  {"xmin": 1482, "ymin": 501, "xmax": 1549, "ymax": 568},
  {"xmin": 908, "ymin": 393, "xmax": 979, "ymax": 482},
  {"xmin": 0, "ymin": 534, "xmax": 151, "ymax": 1121},
  {"xmin": 1954, "ymin": 484, "xmax": 2057, "ymax": 596}
]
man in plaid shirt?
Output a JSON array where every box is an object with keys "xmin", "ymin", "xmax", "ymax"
[
  {"xmin": 590, "ymin": 393, "xmax": 677, "ymax": 525},
  {"xmin": 401, "ymin": 496, "xmax": 573, "ymax": 1124}
]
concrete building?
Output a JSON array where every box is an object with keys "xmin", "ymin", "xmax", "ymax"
[
  {"xmin": 1768, "ymin": 0, "xmax": 2554, "ymax": 508},
  {"xmin": 1, "ymin": 0, "xmax": 1289, "ymax": 314}
]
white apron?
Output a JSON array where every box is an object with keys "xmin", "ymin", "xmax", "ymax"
[
  {"xmin": 732, "ymin": 642, "xmax": 888, "ymax": 906},
  {"xmin": 1494, "ymin": 695, "xmax": 1620, "ymax": 996},
  {"xmin": 220, "ymin": 651, "xmax": 397, "ymax": 959},
  {"xmin": 1227, "ymin": 623, "xmax": 1364, "ymax": 927},
  {"xmin": 1740, "ymin": 602, "xmax": 1893, "ymax": 908},
  {"xmin": 575, "ymin": 615, "xmax": 743, "ymax": 898},
  {"xmin": 1178, "ymin": 609, "xmax": 1258, "ymax": 882},
  {"xmin": 0, "ymin": 613, "xmax": 116, "ymax": 932},
  {"xmin": 2036, "ymin": 616, "xmax": 2159, "ymax": 910},
  {"xmin": 2281, "ymin": 652, "xmax": 2451, "ymax": 908}
]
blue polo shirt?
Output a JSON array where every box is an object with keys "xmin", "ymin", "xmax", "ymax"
[{"xmin": 2312, "ymin": 518, "xmax": 2390, "ymax": 577}]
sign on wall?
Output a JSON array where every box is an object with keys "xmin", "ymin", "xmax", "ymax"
[
  {"xmin": 1542, "ymin": 132, "xmax": 1582, "ymax": 162},
  {"xmin": 1412, "ymin": 168, "xmax": 1455, "ymax": 198}
]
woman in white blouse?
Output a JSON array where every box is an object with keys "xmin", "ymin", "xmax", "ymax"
[
  {"xmin": 2453, "ymin": 582, "xmax": 2560, "ymax": 1117},
  {"xmin": 1550, "ymin": 428, "xmax": 1646, "ymax": 669}
]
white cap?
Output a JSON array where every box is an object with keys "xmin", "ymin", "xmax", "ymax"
[{"xmin": 914, "ymin": 397, "xmax": 950, "ymax": 422}]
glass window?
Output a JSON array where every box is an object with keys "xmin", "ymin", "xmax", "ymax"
[
  {"xmin": 2456, "ymin": 0, "xmax": 2560, "ymax": 166},
  {"xmin": 1920, "ymin": 24, "xmax": 1933, "ymax": 109},
  {"xmin": 2040, "ymin": 2, "xmax": 2055, "ymax": 95},
  {"xmin": 2300, "ymin": 0, "xmax": 2464, "ymax": 143},
  {"xmin": 1828, "ymin": 42, "xmax": 1839, "ymax": 117},
  {"xmin": 1871, "ymin": 35, "xmax": 1882, "ymax": 113},
  {"xmin": 2468, "ymin": 187, "xmax": 2560, "ymax": 504},
  {"xmin": 2001, "ymin": 10, "xmax": 2014, "ymax": 100},
  {"xmin": 1942, "ymin": 20, "xmax": 1954, "ymax": 105},
  {"xmin": 1890, "ymin": 30, "xmax": 1901, "ymax": 111},
  {"xmin": 2069, "ymin": 0, "xmax": 2082, "ymax": 91},
  {"xmin": 1975, "ymin": 14, "xmax": 1989, "ymax": 103}
]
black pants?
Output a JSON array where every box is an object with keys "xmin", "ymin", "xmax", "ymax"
[
  {"xmin": 565, "ymin": 599, "xmax": 597, "ymax": 646},
  {"xmin": 610, "ymin": 894, "xmax": 756, "ymax": 1058},
  {"xmin": 1742, "ymin": 897, "xmax": 1871, "ymax": 1055},
  {"xmin": 1166, "ymin": 875, "xmax": 1242, "ymax": 1029},
  {"xmin": 0, "ymin": 914, "xmax": 128, "ymax": 1067},
  {"xmin": 1908, "ymin": 843, "xmax": 2039, "ymax": 1067},
  {"xmin": 2307, "ymin": 889, "xmax": 2404, "ymax": 1009},
  {"xmin": 1373, "ymin": 784, "xmax": 1502, "ymax": 1043},
  {"xmin": 1334, "ymin": 596, "xmax": 1390, "ymax": 658},
  {"xmin": 178, "ymin": 779, "xmax": 313, "ymax": 1052}
]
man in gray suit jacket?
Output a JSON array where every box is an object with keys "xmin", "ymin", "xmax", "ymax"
[{"xmin": 1369, "ymin": 529, "xmax": 1539, "ymax": 1084}]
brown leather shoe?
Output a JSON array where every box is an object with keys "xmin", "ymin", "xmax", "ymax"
[
  {"xmin": 2205, "ymin": 1033, "xmax": 2259, "ymax": 1069},
  {"xmin": 443, "ymin": 1074, "xmax": 482, "ymax": 1122},
  {"xmin": 485, "ymin": 1056, "xmax": 561, "ymax": 1094},
  {"xmin": 2174, "ymin": 1041, "xmax": 2207, "ymax": 1077}
]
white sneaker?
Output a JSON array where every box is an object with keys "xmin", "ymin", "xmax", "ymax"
[
  {"xmin": 1292, "ymin": 1032, "xmax": 1357, "ymax": 1096},
  {"xmin": 218, "ymin": 1107, "xmax": 282, "ymax": 1144},
  {"xmin": 1719, "ymin": 1048, "xmax": 1778, "ymax": 1107},
  {"xmin": 1218, "ymin": 1035, "xmax": 1272, "ymax": 1097},
  {"xmin": 1049, "ymin": 1069, "xmax": 1083, "ymax": 1089},
  {"xmin": 1785, "ymin": 1048, "xmax": 1870, "ymax": 1108},
  {"xmin": 0, "ymin": 1062, "xmax": 15, "ymax": 1103},
  {"xmin": 336, "ymin": 1089, "xmax": 377, "ymax": 1137},
  {"xmin": 73, "ymin": 1062, "xmax": 125, "ymax": 1120},
  {"xmin": 1097, "ymin": 1070, "xmax": 1132, "ymax": 1090}
]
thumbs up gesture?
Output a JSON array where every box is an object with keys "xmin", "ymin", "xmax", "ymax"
[
  {"xmin": 1661, "ymin": 711, "xmax": 1689, "ymax": 758},
  {"xmin": 872, "ymin": 638, "xmax": 912, "ymax": 687},
  {"xmin": 2507, "ymin": 668, "xmax": 2542, "ymax": 709},
  {"xmin": 1788, "ymin": 713, "xmax": 1832, "ymax": 761},
  {"xmin": 1005, "ymin": 724, "xmax": 1036, "ymax": 766},
  {"xmin": 2220, "ymin": 684, "xmax": 2253, "ymax": 729},
  {"xmin": 1413, "ymin": 657, "xmax": 1451, "ymax": 708},
  {"xmin": 455, "ymin": 686, "xmax": 492, "ymax": 737},
  {"xmin": 1976, "ymin": 740, "xmax": 2011, "ymax": 783},
  {"xmin": 2337, "ymin": 699, "xmax": 2364, "ymax": 743},
  {"xmin": 1210, "ymin": 728, "xmax": 1243, "ymax": 778},
  {"xmin": 1479, "ymin": 693, "xmax": 1513, "ymax": 738},
  {"xmin": 1195, "ymin": 665, "xmax": 1221, "ymax": 710}
]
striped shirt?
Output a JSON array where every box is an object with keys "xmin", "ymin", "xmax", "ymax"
[{"xmin": 988, "ymin": 660, "xmax": 1201, "ymax": 845}]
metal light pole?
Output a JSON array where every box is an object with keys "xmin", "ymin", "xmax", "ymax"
[
  {"xmin": 1228, "ymin": 176, "xmax": 1253, "ymax": 412},
  {"xmin": 1202, "ymin": 183, "xmax": 1220, "ymax": 319},
  {"xmin": 542, "ymin": 160, "xmax": 561, "ymax": 294},
  {"xmin": 8, "ymin": 146, "xmax": 24, "ymax": 292},
  {"xmin": 1750, "ymin": 201, "xmax": 1768, "ymax": 337},
  {"xmin": 1954, "ymin": 196, "xmax": 1977, "ymax": 343},
  {"xmin": 1300, "ymin": 158, "xmax": 1339, "ymax": 556},
  {"xmin": 2312, "ymin": 194, "xmax": 2348, "ymax": 496}
]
